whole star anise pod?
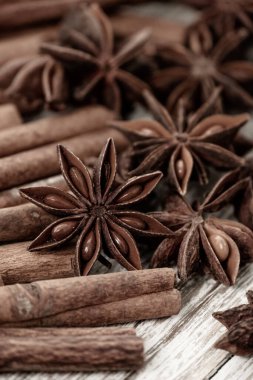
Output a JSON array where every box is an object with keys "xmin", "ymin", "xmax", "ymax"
[
  {"xmin": 150, "ymin": 177, "xmax": 253, "ymax": 285},
  {"xmin": 213, "ymin": 290, "xmax": 253, "ymax": 356},
  {"xmin": 40, "ymin": 3, "xmax": 150, "ymax": 114},
  {"xmin": 183, "ymin": 0, "xmax": 253, "ymax": 34},
  {"xmin": 20, "ymin": 139, "xmax": 170, "ymax": 276},
  {"xmin": 111, "ymin": 89, "xmax": 247, "ymax": 195},
  {"xmin": 0, "ymin": 55, "xmax": 68, "ymax": 114},
  {"xmin": 153, "ymin": 26, "xmax": 253, "ymax": 112}
]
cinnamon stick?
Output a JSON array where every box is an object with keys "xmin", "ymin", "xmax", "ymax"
[
  {"xmin": 0, "ymin": 269, "xmax": 177, "ymax": 322},
  {"xmin": 111, "ymin": 13, "xmax": 185, "ymax": 47},
  {"xmin": 0, "ymin": 128, "xmax": 127, "ymax": 190},
  {"xmin": 0, "ymin": 241, "xmax": 76, "ymax": 285},
  {"xmin": 3, "ymin": 290, "xmax": 181, "ymax": 327},
  {"xmin": 0, "ymin": 106, "xmax": 114, "ymax": 158},
  {"xmin": 0, "ymin": 103, "xmax": 22, "ymax": 129},
  {"xmin": 0, "ymin": 327, "xmax": 137, "ymax": 337},
  {"xmin": 0, "ymin": 26, "xmax": 57, "ymax": 64},
  {"xmin": 0, "ymin": 0, "xmax": 85, "ymax": 29},
  {"xmin": 0, "ymin": 276, "xmax": 4, "ymax": 286},
  {"xmin": 0, "ymin": 333, "xmax": 144, "ymax": 372},
  {"xmin": 0, "ymin": 203, "xmax": 56, "ymax": 243},
  {"xmin": 0, "ymin": 174, "xmax": 66, "ymax": 208}
]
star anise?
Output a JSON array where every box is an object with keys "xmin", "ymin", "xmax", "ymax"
[
  {"xmin": 20, "ymin": 138, "xmax": 170, "ymax": 276},
  {"xmin": 183, "ymin": 0, "xmax": 253, "ymax": 34},
  {"xmin": 0, "ymin": 55, "xmax": 68, "ymax": 114},
  {"xmin": 111, "ymin": 89, "xmax": 247, "ymax": 195},
  {"xmin": 213, "ymin": 290, "xmax": 253, "ymax": 356},
  {"xmin": 207, "ymin": 157, "xmax": 253, "ymax": 230},
  {"xmin": 150, "ymin": 177, "xmax": 253, "ymax": 285},
  {"xmin": 40, "ymin": 3, "xmax": 150, "ymax": 114},
  {"xmin": 153, "ymin": 25, "xmax": 253, "ymax": 112}
]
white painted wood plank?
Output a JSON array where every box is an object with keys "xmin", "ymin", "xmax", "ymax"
[{"xmin": 212, "ymin": 356, "xmax": 253, "ymax": 380}]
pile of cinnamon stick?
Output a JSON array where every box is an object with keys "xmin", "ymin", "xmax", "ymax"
[
  {"xmin": 0, "ymin": 1, "xmax": 184, "ymax": 373},
  {"xmin": 0, "ymin": 269, "xmax": 181, "ymax": 372}
]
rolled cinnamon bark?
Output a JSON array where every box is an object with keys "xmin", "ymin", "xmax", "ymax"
[
  {"xmin": 3, "ymin": 290, "xmax": 181, "ymax": 327},
  {"xmin": 0, "ymin": 128, "xmax": 127, "ymax": 190},
  {"xmin": 0, "ymin": 26, "xmax": 57, "ymax": 64},
  {"xmin": 0, "ymin": 269, "xmax": 176, "ymax": 322},
  {"xmin": 0, "ymin": 327, "xmax": 137, "ymax": 337},
  {"xmin": 0, "ymin": 241, "xmax": 76, "ymax": 285},
  {"xmin": 0, "ymin": 106, "xmax": 114, "ymax": 158},
  {"xmin": 0, "ymin": 334, "xmax": 144, "ymax": 372},
  {"xmin": 0, "ymin": 0, "xmax": 85, "ymax": 29},
  {"xmin": 0, "ymin": 174, "xmax": 66, "ymax": 208},
  {"xmin": 0, "ymin": 103, "xmax": 22, "ymax": 129},
  {"xmin": 0, "ymin": 203, "xmax": 56, "ymax": 242},
  {"xmin": 112, "ymin": 13, "xmax": 185, "ymax": 47},
  {"xmin": 0, "ymin": 276, "xmax": 4, "ymax": 286}
]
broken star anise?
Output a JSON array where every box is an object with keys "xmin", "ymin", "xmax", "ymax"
[
  {"xmin": 213, "ymin": 290, "xmax": 253, "ymax": 356},
  {"xmin": 0, "ymin": 55, "xmax": 68, "ymax": 114},
  {"xmin": 150, "ymin": 177, "xmax": 253, "ymax": 285},
  {"xmin": 40, "ymin": 3, "xmax": 150, "ymax": 114},
  {"xmin": 153, "ymin": 25, "xmax": 253, "ymax": 112},
  {"xmin": 183, "ymin": 0, "xmax": 253, "ymax": 34},
  {"xmin": 20, "ymin": 138, "xmax": 170, "ymax": 276},
  {"xmin": 111, "ymin": 89, "xmax": 247, "ymax": 195}
]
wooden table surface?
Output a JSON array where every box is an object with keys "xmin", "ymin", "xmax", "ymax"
[{"xmin": 0, "ymin": 3, "xmax": 252, "ymax": 380}]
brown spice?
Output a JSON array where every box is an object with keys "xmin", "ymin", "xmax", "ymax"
[
  {"xmin": 213, "ymin": 290, "xmax": 253, "ymax": 356},
  {"xmin": 41, "ymin": 4, "xmax": 150, "ymax": 114},
  {"xmin": 0, "ymin": 203, "xmax": 55, "ymax": 243},
  {"xmin": 0, "ymin": 106, "xmax": 114, "ymax": 158},
  {"xmin": 0, "ymin": 103, "xmax": 22, "ymax": 129},
  {"xmin": 0, "ymin": 128, "xmax": 126, "ymax": 190},
  {"xmin": 0, "ymin": 241, "xmax": 76, "ymax": 285},
  {"xmin": 0, "ymin": 269, "xmax": 179, "ymax": 324},
  {"xmin": 112, "ymin": 89, "xmax": 247, "ymax": 195},
  {"xmin": 21, "ymin": 139, "xmax": 170, "ymax": 275},
  {"xmin": 0, "ymin": 331, "xmax": 144, "ymax": 372},
  {"xmin": 154, "ymin": 26, "xmax": 253, "ymax": 112},
  {"xmin": 151, "ymin": 177, "xmax": 253, "ymax": 285}
]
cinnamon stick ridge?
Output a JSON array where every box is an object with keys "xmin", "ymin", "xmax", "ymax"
[
  {"xmin": 0, "ymin": 103, "xmax": 22, "ymax": 129},
  {"xmin": 0, "ymin": 106, "xmax": 114, "ymax": 158},
  {"xmin": 0, "ymin": 269, "xmax": 177, "ymax": 323},
  {"xmin": 0, "ymin": 128, "xmax": 127, "ymax": 190},
  {"xmin": 0, "ymin": 241, "xmax": 77, "ymax": 285},
  {"xmin": 0, "ymin": 333, "xmax": 144, "ymax": 372}
]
